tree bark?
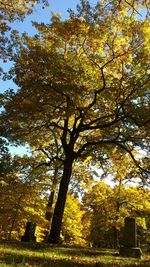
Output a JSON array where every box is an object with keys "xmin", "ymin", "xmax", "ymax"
[
  {"xmin": 45, "ymin": 168, "xmax": 58, "ymax": 222},
  {"xmin": 47, "ymin": 157, "xmax": 73, "ymax": 243},
  {"xmin": 113, "ymin": 226, "xmax": 118, "ymax": 249},
  {"xmin": 8, "ymin": 218, "xmax": 16, "ymax": 240},
  {"xmin": 44, "ymin": 169, "xmax": 58, "ymax": 241}
]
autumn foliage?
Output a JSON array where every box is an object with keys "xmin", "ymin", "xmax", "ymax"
[{"xmin": 0, "ymin": 0, "xmax": 150, "ymax": 245}]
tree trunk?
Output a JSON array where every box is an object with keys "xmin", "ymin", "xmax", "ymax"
[
  {"xmin": 8, "ymin": 218, "xmax": 16, "ymax": 240},
  {"xmin": 45, "ymin": 190, "xmax": 55, "ymax": 220},
  {"xmin": 45, "ymin": 168, "xmax": 58, "ymax": 221},
  {"xmin": 47, "ymin": 158, "xmax": 73, "ymax": 243},
  {"xmin": 113, "ymin": 226, "xmax": 118, "ymax": 249},
  {"xmin": 44, "ymin": 169, "xmax": 58, "ymax": 241}
]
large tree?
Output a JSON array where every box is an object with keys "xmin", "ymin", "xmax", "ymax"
[{"xmin": 1, "ymin": 1, "xmax": 150, "ymax": 243}]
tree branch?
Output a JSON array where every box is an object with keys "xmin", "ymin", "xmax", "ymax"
[
  {"xmin": 34, "ymin": 156, "xmax": 64, "ymax": 170},
  {"xmin": 112, "ymin": 141, "xmax": 150, "ymax": 175}
]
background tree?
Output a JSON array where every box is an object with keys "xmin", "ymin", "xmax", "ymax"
[
  {"xmin": 1, "ymin": 0, "xmax": 150, "ymax": 243},
  {"xmin": 62, "ymin": 193, "xmax": 85, "ymax": 245},
  {"xmin": 83, "ymin": 181, "xmax": 150, "ymax": 248},
  {"xmin": 0, "ymin": 138, "xmax": 11, "ymax": 180},
  {"xmin": 0, "ymin": 154, "xmax": 48, "ymax": 240},
  {"xmin": 83, "ymin": 182, "xmax": 115, "ymax": 248}
]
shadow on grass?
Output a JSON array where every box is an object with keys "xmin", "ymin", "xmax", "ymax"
[
  {"xmin": 58, "ymin": 247, "xmax": 119, "ymax": 257},
  {"xmin": 0, "ymin": 241, "xmax": 150, "ymax": 267},
  {"xmin": 0, "ymin": 240, "xmax": 51, "ymax": 251},
  {"xmin": 0, "ymin": 253, "xmax": 95, "ymax": 267},
  {"xmin": 1, "ymin": 253, "xmax": 150, "ymax": 267},
  {"xmin": 0, "ymin": 241, "xmax": 117, "ymax": 254}
]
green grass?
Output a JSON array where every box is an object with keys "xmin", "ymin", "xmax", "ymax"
[{"xmin": 0, "ymin": 241, "xmax": 150, "ymax": 267}]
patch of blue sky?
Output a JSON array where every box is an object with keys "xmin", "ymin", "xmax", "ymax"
[{"xmin": 8, "ymin": 143, "xmax": 31, "ymax": 156}]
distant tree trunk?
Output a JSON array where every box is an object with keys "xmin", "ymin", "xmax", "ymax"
[
  {"xmin": 45, "ymin": 169, "xmax": 58, "ymax": 222},
  {"xmin": 48, "ymin": 157, "xmax": 73, "ymax": 243},
  {"xmin": 8, "ymin": 218, "xmax": 16, "ymax": 240},
  {"xmin": 113, "ymin": 201, "xmax": 120, "ymax": 249},
  {"xmin": 45, "ymin": 190, "xmax": 55, "ymax": 220},
  {"xmin": 44, "ymin": 169, "xmax": 58, "ymax": 241},
  {"xmin": 8, "ymin": 195, "xmax": 22, "ymax": 240},
  {"xmin": 113, "ymin": 226, "xmax": 118, "ymax": 249}
]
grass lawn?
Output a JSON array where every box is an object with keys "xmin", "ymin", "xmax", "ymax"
[{"xmin": 0, "ymin": 241, "xmax": 150, "ymax": 267}]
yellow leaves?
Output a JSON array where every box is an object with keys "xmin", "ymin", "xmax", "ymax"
[
  {"xmin": 83, "ymin": 156, "xmax": 92, "ymax": 165},
  {"xmin": 136, "ymin": 217, "xmax": 147, "ymax": 230},
  {"xmin": 0, "ymin": 180, "xmax": 8, "ymax": 186},
  {"xmin": 111, "ymin": 148, "xmax": 122, "ymax": 161},
  {"xmin": 141, "ymin": 20, "xmax": 150, "ymax": 56},
  {"xmin": 63, "ymin": 193, "xmax": 84, "ymax": 244},
  {"xmin": 86, "ymin": 180, "xmax": 150, "ymax": 246}
]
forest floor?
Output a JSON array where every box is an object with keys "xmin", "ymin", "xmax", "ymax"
[{"xmin": 0, "ymin": 241, "xmax": 150, "ymax": 267}]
